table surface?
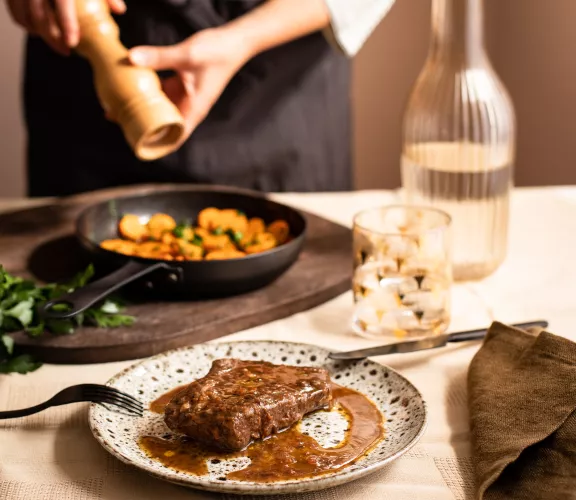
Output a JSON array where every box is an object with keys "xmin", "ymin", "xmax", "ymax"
[{"xmin": 1, "ymin": 186, "xmax": 575, "ymax": 500}]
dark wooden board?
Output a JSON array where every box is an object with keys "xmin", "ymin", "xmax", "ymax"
[{"xmin": 0, "ymin": 184, "xmax": 352, "ymax": 364}]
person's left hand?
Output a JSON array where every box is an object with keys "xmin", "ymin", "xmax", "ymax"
[{"xmin": 129, "ymin": 28, "xmax": 252, "ymax": 142}]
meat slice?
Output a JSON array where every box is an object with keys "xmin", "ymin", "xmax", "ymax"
[{"xmin": 163, "ymin": 358, "xmax": 333, "ymax": 451}]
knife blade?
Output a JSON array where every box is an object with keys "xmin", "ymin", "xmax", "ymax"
[{"xmin": 328, "ymin": 320, "xmax": 549, "ymax": 360}]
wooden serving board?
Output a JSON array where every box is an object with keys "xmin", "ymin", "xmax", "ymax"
[{"xmin": 0, "ymin": 184, "xmax": 352, "ymax": 364}]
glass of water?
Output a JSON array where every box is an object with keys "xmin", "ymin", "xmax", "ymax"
[{"xmin": 352, "ymin": 205, "xmax": 452, "ymax": 340}]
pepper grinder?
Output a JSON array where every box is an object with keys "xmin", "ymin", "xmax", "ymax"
[{"xmin": 75, "ymin": 0, "xmax": 186, "ymax": 161}]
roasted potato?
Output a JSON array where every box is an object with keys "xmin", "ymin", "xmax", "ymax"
[
  {"xmin": 118, "ymin": 215, "xmax": 148, "ymax": 241},
  {"xmin": 147, "ymin": 213, "xmax": 177, "ymax": 240}
]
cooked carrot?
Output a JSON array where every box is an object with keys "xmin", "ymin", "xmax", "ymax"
[
  {"xmin": 219, "ymin": 209, "xmax": 238, "ymax": 225},
  {"xmin": 230, "ymin": 214, "xmax": 248, "ymax": 234},
  {"xmin": 115, "ymin": 242, "xmax": 139, "ymax": 256},
  {"xmin": 267, "ymin": 220, "xmax": 290, "ymax": 245},
  {"xmin": 172, "ymin": 225, "xmax": 194, "ymax": 241},
  {"xmin": 238, "ymin": 217, "xmax": 265, "ymax": 248},
  {"xmin": 198, "ymin": 207, "xmax": 221, "ymax": 231},
  {"xmin": 208, "ymin": 209, "xmax": 248, "ymax": 234},
  {"xmin": 177, "ymin": 242, "xmax": 203, "ymax": 260},
  {"xmin": 100, "ymin": 239, "xmax": 137, "ymax": 256},
  {"xmin": 133, "ymin": 241, "xmax": 172, "ymax": 259},
  {"xmin": 194, "ymin": 227, "xmax": 210, "ymax": 239},
  {"xmin": 100, "ymin": 239, "xmax": 125, "ymax": 251},
  {"xmin": 106, "ymin": 209, "xmax": 289, "ymax": 261},
  {"xmin": 136, "ymin": 242, "xmax": 172, "ymax": 253},
  {"xmin": 161, "ymin": 232, "xmax": 177, "ymax": 245},
  {"xmin": 219, "ymin": 209, "xmax": 238, "ymax": 218},
  {"xmin": 147, "ymin": 213, "xmax": 177, "ymax": 240},
  {"xmin": 118, "ymin": 214, "xmax": 148, "ymax": 241},
  {"xmin": 205, "ymin": 249, "xmax": 246, "ymax": 260},
  {"xmin": 223, "ymin": 240, "xmax": 238, "ymax": 250},
  {"xmin": 202, "ymin": 234, "xmax": 233, "ymax": 251},
  {"xmin": 244, "ymin": 232, "xmax": 277, "ymax": 254},
  {"xmin": 247, "ymin": 217, "xmax": 266, "ymax": 234}
]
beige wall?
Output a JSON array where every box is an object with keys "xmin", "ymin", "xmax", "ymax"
[
  {"xmin": 2, "ymin": 0, "xmax": 576, "ymax": 197},
  {"xmin": 486, "ymin": 0, "xmax": 576, "ymax": 188},
  {"xmin": 353, "ymin": 0, "xmax": 430, "ymax": 190},
  {"xmin": 0, "ymin": 4, "xmax": 25, "ymax": 198},
  {"xmin": 354, "ymin": 0, "xmax": 576, "ymax": 189}
]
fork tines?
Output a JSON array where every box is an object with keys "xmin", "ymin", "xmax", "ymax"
[{"xmin": 83, "ymin": 384, "xmax": 144, "ymax": 416}]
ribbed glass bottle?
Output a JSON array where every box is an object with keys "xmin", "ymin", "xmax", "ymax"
[{"xmin": 401, "ymin": 0, "xmax": 516, "ymax": 281}]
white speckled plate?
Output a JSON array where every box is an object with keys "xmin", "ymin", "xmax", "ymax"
[{"xmin": 89, "ymin": 341, "xmax": 427, "ymax": 495}]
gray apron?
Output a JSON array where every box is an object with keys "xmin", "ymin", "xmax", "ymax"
[{"xmin": 24, "ymin": 0, "xmax": 351, "ymax": 196}]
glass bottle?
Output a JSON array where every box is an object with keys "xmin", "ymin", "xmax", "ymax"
[{"xmin": 400, "ymin": 0, "xmax": 516, "ymax": 281}]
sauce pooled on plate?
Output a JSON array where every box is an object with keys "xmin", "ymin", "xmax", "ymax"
[{"xmin": 140, "ymin": 383, "xmax": 384, "ymax": 483}]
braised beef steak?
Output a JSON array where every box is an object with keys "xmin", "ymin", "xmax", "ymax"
[{"xmin": 163, "ymin": 359, "xmax": 333, "ymax": 451}]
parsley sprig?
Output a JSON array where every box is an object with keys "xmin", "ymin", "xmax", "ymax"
[{"xmin": 0, "ymin": 265, "xmax": 135, "ymax": 374}]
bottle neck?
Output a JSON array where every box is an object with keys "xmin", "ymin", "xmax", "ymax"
[{"xmin": 430, "ymin": 0, "xmax": 487, "ymax": 66}]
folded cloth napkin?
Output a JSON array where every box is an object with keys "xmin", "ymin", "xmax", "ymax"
[{"xmin": 468, "ymin": 321, "xmax": 576, "ymax": 500}]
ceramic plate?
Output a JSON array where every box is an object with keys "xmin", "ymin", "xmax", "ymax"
[{"xmin": 89, "ymin": 341, "xmax": 427, "ymax": 495}]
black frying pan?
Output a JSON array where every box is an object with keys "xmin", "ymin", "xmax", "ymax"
[{"xmin": 39, "ymin": 187, "xmax": 306, "ymax": 320}]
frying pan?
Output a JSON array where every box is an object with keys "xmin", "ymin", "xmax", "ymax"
[{"xmin": 39, "ymin": 187, "xmax": 306, "ymax": 320}]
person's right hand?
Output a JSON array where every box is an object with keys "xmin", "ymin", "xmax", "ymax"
[{"xmin": 6, "ymin": 0, "xmax": 126, "ymax": 56}]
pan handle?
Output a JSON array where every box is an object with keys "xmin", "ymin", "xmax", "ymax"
[{"xmin": 38, "ymin": 260, "xmax": 180, "ymax": 320}]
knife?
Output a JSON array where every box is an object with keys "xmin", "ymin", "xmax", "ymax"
[{"xmin": 328, "ymin": 320, "xmax": 549, "ymax": 360}]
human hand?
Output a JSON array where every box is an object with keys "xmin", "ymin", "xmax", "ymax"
[
  {"xmin": 128, "ymin": 28, "xmax": 253, "ymax": 143},
  {"xmin": 6, "ymin": 0, "xmax": 126, "ymax": 56}
]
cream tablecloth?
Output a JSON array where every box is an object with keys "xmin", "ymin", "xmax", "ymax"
[{"xmin": 1, "ymin": 187, "xmax": 575, "ymax": 500}]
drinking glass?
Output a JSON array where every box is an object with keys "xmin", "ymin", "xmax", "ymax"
[{"xmin": 352, "ymin": 205, "xmax": 452, "ymax": 340}]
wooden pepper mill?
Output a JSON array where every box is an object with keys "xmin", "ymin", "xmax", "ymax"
[{"xmin": 74, "ymin": 0, "xmax": 186, "ymax": 161}]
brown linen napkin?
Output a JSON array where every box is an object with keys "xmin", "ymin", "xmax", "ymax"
[{"xmin": 468, "ymin": 321, "xmax": 576, "ymax": 500}]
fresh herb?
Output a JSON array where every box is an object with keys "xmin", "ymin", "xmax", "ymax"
[
  {"xmin": 0, "ymin": 354, "xmax": 42, "ymax": 374},
  {"xmin": 84, "ymin": 300, "xmax": 135, "ymax": 328},
  {"xmin": 0, "ymin": 265, "xmax": 135, "ymax": 375},
  {"xmin": 191, "ymin": 235, "xmax": 203, "ymax": 247},
  {"xmin": 173, "ymin": 223, "xmax": 193, "ymax": 240},
  {"xmin": 1, "ymin": 334, "xmax": 14, "ymax": 356},
  {"xmin": 213, "ymin": 226, "xmax": 224, "ymax": 236},
  {"xmin": 225, "ymin": 229, "xmax": 243, "ymax": 243}
]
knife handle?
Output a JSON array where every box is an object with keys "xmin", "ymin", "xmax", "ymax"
[{"xmin": 448, "ymin": 320, "xmax": 549, "ymax": 343}]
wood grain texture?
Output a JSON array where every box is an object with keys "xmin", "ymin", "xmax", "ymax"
[{"xmin": 0, "ymin": 184, "xmax": 352, "ymax": 364}]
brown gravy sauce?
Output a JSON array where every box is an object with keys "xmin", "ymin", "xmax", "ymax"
[{"xmin": 139, "ymin": 384, "xmax": 384, "ymax": 483}]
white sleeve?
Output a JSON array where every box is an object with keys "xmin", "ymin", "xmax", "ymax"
[{"xmin": 322, "ymin": 0, "xmax": 396, "ymax": 57}]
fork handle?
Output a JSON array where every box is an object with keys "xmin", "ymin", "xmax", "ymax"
[{"xmin": 0, "ymin": 401, "xmax": 52, "ymax": 419}]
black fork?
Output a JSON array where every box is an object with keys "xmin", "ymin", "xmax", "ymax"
[{"xmin": 0, "ymin": 384, "xmax": 144, "ymax": 419}]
